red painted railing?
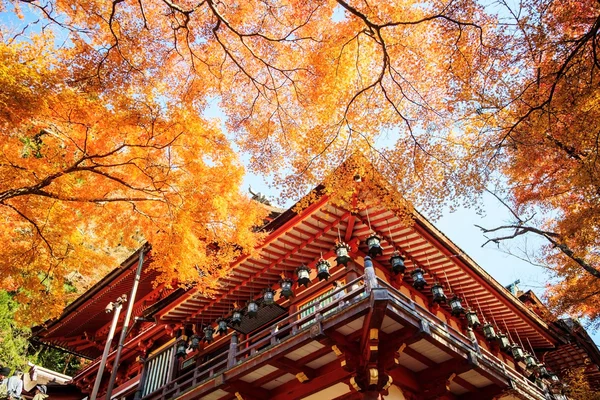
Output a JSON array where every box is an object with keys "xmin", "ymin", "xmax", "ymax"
[{"xmin": 143, "ymin": 274, "xmax": 547, "ymax": 400}]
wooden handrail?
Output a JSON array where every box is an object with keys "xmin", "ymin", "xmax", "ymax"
[
  {"xmin": 144, "ymin": 275, "xmax": 545, "ymax": 400},
  {"xmin": 143, "ymin": 276, "xmax": 368, "ymax": 399},
  {"xmin": 376, "ymin": 277, "xmax": 545, "ymax": 398}
]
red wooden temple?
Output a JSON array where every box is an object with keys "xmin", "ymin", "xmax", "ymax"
[{"xmin": 33, "ymin": 175, "xmax": 600, "ymax": 400}]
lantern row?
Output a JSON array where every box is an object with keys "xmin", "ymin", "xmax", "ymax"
[{"xmin": 173, "ymin": 235, "xmax": 562, "ymax": 388}]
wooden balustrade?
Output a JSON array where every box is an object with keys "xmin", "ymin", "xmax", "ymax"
[{"xmin": 142, "ymin": 274, "xmax": 546, "ymax": 400}]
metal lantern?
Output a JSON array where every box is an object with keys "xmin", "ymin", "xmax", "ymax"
[
  {"xmin": 449, "ymin": 295, "xmax": 464, "ymax": 316},
  {"xmin": 482, "ymin": 322, "xmax": 497, "ymax": 341},
  {"xmin": 465, "ymin": 309, "xmax": 481, "ymax": 328},
  {"xmin": 176, "ymin": 337, "xmax": 188, "ymax": 359},
  {"xmin": 263, "ymin": 287, "xmax": 276, "ymax": 306},
  {"xmin": 296, "ymin": 265, "xmax": 311, "ymax": 287},
  {"xmin": 497, "ymin": 332, "xmax": 511, "ymax": 351},
  {"xmin": 203, "ymin": 325, "xmax": 215, "ymax": 343},
  {"xmin": 279, "ymin": 277, "xmax": 294, "ymax": 299},
  {"xmin": 216, "ymin": 318, "xmax": 228, "ymax": 335},
  {"xmin": 411, "ymin": 268, "xmax": 427, "ymax": 290},
  {"xmin": 511, "ymin": 344, "xmax": 525, "ymax": 361},
  {"xmin": 524, "ymin": 353, "xmax": 537, "ymax": 369},
  {"xmin": 247, "ymin": 300, "xmax": 259, "ymax": 318},
  {"xmin": 537, "ymin": 364, "xmax": 550, "ymax": 378},
  {"xmin": 189, "ymin": 334, "xmax": 201, "ymax": 351},
  {"xmin": 366, "ymin": 234, "xmax": 383, "ymax": 258},
  {"xmin": 334, "ymin": 242, "xmax": 352, "ymax": 266},
  {"xmin": 389, "ymin": 252, "xmax": 406, "ymax": 275},
  {"xmin": 316, "ymin": 259, "xmax": 331, "ymax": 281},
  {"xmin": 231, "ymin": 309, "xmax": 243, "ymax": 326},
  {"xmin": 431, "ymin": 282, "xmax": 447, "ymax": 304}
]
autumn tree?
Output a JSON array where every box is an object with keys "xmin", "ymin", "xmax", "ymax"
[
  {"xmin": 0, "ymin": 32, "xmax": 266, "ymax": 323},
  {"xmin": 0, "ymin": 0, "xmax": 505, "ymax": 323},
  {"xmin": 4, "ymin": 0, "xmax": 600, "ymax": 324},
  {"xmin": 471, "ymin": 1, "xmax": 600, "ymax": 322}
]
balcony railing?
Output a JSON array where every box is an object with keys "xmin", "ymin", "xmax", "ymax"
[
  {"xmin": 376, "ymin": 278, "xmax": 547, "ymax": 400},
  {"xmin": 142, "ymin": 274, "xmax": 548, "ymax": 400}
]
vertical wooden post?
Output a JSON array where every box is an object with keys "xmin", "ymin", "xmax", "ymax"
[
  {"xmin": 227, "ymin": 332, "xmax": 238, "ymax": 368},
  {"xmin": 290, "ymin": 304, "xmax": 299, "ymax": 335},
  {"xmin": 346, "ymin": 260, "xmax": 360, "ymax": 283},
  {"xmin": 133, "ymin": 355, "xmax": 148, "ymax": 400},
  {"xmin": 271, "ymin": 325, "xmax": 278, "ymax": 345},
  {"xmin": 363, "ymin": 256, "xmax": 379, "ymax": 293}
]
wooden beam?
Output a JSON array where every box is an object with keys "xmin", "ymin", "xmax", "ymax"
[
  {"xmin": 345, "ymin": 215, "xmax": 356, "ymax": 243},
  {"xmin": 359, "ymin": 288, "xmax": 389, "ymax": 365},
  {"xmin": 402, "ymin": 346, "xmax": 437, "ymax": 368},
  {"xmin": 459, "ymin": 384, "xmax": 503, "ymax": 400},
  {"xmin": 269, "ymin": 362, "xmax": 351, "ymax": 400},
  {"xmin": 251, "ymin": 369, "xmax": 288, "ymax": 388},
  {"xmin": 186, "ymin": 210, "xmax": 351, "ymax": 321},
  {"xmin": 416, "ymin": 359, "xmax": 469, "ymax": 383},
  {"xmin": 295, "ymin": 345, "xmax": 335, "ymax": 367},
  {"xmin": 452, "ymin": 375, "xmax": 480, "ymax": 393},
  {"xmin": 155, "ymin": 195, "xmax": 333, "ymax": 321},
  {"xmin": 225, "ymin": 381, "xmax": 271, "ymax": 400},
  {"xmin": 387, "ymin": 365, "xmax": 420, "ymax": 393},
  {"xmin": 270, "ymin": 358, "xmax": 315, "ymax": 380}
]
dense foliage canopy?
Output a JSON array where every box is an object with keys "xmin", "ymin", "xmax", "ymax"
[{"xmin": 0, "ymin": 0, "xmax": 599, "ymax": 324}]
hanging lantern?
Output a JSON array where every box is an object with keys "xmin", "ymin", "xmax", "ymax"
[
  {"xmin": 189, "ymin": 334, "xmax": 201, "ymax": 351},
  {"xmin": 279, "ymin": 277, "xmax": 294, "ymax": 299},
  {"xmin": 176, "ymin": 336, "xmax": 188, "ymax": 359},
  {"xmin": 524, "ymin": 353, "xmax": 537, "ymax": 369},
  {"xmin": 216, "ymin": 318, "xmax": 228, "ymax": 335},
  {"xmin": 465, "ymin": 309, "xmax": 481, "ymax": 328},
  {"xmin": 449, "ymin": 295, "xmax": 464, "ymax": 316},
  {"xmin": 511, "ymin": 344, "xmax": 525, "ymax": 361},
  {"xmin": 411, "ymin": 268, "xmax": 427, "ymax": 290},
  {"xmin": 366, "ymin": 234, "xmax": 383, "ymax": 258},
  {"xmin": 389, "ymin": 252, "xmax": 406, "ymax": 275},
  {"xmin": 548, "ymin": 372, "xmax": 560, "ymax": 383},
  {"xmin": 537, "ymin": 364, "xmax": 550, "ymax": 378},
  {"xmin": 334, "ymin": 242, "xmax": 352, "ymax": 266},
  {"xmin": 231, "ymin": 308, "xmax": 243, "ymax": 326},
  {"xmin": 316, "ymin": 259, "xmax": 331, "ymax": 281},
  {"xmin": 203, "ymin": 325, "xmax": 215, "ymax": 343},
  {"xmin": 262, "ymin": 287, "xmax": 276, "ymax": 306},
  {"xmin": 482, "ymin": 322, "xmax": 497, "ymax": 341},
  {"xmin": 497, "ymin": 332, "xmax": 511, "ymax": 351},
  {"xmin": 431, "ymin": 282, "xmax": 447, "ymax": 304},
  {"xmin": 296, "ymin": 265, "xmax": 311, "ymax": 287},
  {"xmin": 247, "ymin": 299, "xmax": 259, "ymax": 318}
]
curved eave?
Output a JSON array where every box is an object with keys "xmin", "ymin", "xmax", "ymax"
[{"xmin": 159, "ymin": 196, "xmax": 557, "ymax": 349}]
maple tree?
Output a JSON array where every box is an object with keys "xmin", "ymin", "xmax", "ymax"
[
  {"xmin": 0, "ymin": 33, "xmax": 266, "ymax": 323},
  {"xmin": 472, "ymin": 1, "xmax": 600, "ymax": 322},
  {"xmin": 0, "ymin": 0, "xmax": 499, "ymax": 323},
  {"xmin": 3, "ymin": 0, "xmax": 600, "ymax": 324}
]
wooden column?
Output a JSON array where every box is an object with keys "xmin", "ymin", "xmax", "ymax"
[
  {"xmin": 346, "ymin": 260, "xmax": 360, "ymax": 283},
  {"xmin": 227, "ymin": 332, "xmax": 239, "ymax": 368},
  {"xmin": 363, "ymin": 256, "xmax": 379, "ymax": 292},
  {"xmin": 133, "ymin": 356, "xmax": 148, "ymax": 400}
]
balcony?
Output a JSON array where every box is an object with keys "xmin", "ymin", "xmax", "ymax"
[{"xmin": 141, "ymin": 272, "xmax": 552, "ymax": 400}]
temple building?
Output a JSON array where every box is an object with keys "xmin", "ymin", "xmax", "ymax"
[{"xmin": 32, "ymin": 168, "xmax": 600, "ymax": 400}]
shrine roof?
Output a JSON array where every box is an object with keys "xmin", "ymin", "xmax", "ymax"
[
  {"xmin": 157, "ymin": 186, "xmax": 558, "ymax": 349},
  {"xmin": 32, "ymin": 243, "xmax": 177, "ymax": 359}
]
